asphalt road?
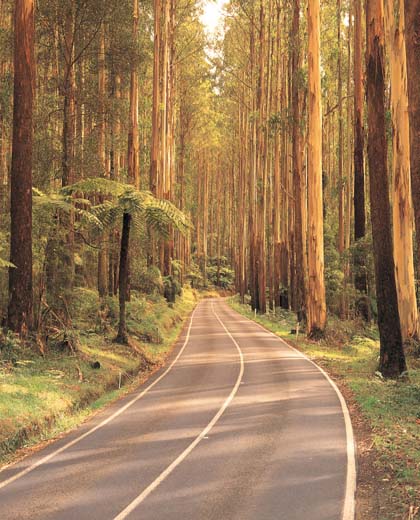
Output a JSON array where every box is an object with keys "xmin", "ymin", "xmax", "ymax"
[{"xmin": 0, "ymin": 299, "xmax": 355, "ymax": 520}]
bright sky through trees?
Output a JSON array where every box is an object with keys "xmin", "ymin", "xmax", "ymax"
[{"xmin": 200, "ymin": 0, "xmax": 227, "ymax": 35}]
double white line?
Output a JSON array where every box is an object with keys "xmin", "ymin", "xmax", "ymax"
[
  {"xmin": 0, "ymin": 301, "xmax": 245, "ymax": 520},
  {"xmin": 114, "ymin": 302, "xmax": 245, "ymax": 519}
]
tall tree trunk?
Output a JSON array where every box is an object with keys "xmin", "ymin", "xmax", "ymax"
[
  {"xmin": 354, "ymin": 0, "xmax": 368, "ymax": 317},
  {"xmin": 404, "ymin": 1, "xmax": 420, "ymax": 280},
  {"xmin": 59, "ymin": 5, "xmax": 76, "ymax": 294},
  {"xmin": 97, "ymin": 23, "xmax": 108, "ymax": 298},
  {"xmin": 307, "ymin": 0, "xmax": 327, "ymax": 336},
  {"xmin": 128, "ymin": 0, "xmax": 140, "ymax": 190},
  {"xmin": 366, "ymin": 0, "xmax": 407, "ymax": 377},
  {"xmin": 385, "ymin": 0, "xmax": 419, "ymax": 340},
  {"xmin": 8, "ymin": 0, "xmax": 35, "ymax": 333},
  {"xmin": 291, "ymin": 0, "xmax": 306, "ymax": 313},
  {"xmin": 337, "ymin": 0, "xmax": 345, "ymax": 317},
  {"xmin": 116, "ymin": 213, "xmax": 131, "ymax": 344},
  {"xmin": 150, "ymin": 0, "xmax": 161, "ymax": 194},
  {"xmin": 255, "ymin": 0, "xmax": 267, "ymax": 314}
]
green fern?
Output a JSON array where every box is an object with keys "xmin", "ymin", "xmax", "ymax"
[
  {"xmin": 0, "ymin": 232, "xmax": 14, "ymax": 269},
  {"xmin": 0, "ymin": 257, "xmax": 15, "ymax": 269},
  {"xmin": 32, "ymin": 188, "xmax": 103, "ymax": 229},
  {"xmin": 64, "ymin": 177, "xmax": 192, "ymax": 238}
]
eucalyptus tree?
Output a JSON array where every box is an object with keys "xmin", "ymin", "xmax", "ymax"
[
  {"xmin": 307, "ymin": 0, "xmax": 327, "ymax": 336},
  {"xmin": 404, "ymin": 0, "xmax": 420, "ymax": 277},
  {"xmin": 8, "ymin": 0, "xmax": 35, "ymax": 332},
  {"xmin": 384, "ymin": 0, "xmax": 418, "ymax": 341},
  {"xmin": 366, "ymin": 0, "xmax": 407, "ymax": 377}
]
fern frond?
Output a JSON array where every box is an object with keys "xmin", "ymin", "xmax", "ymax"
[
  {"xmin": 0, "ymin": 257, "xmax": 15, "ymax": 269},
  {"xmin": 61, "ymin": 178, "xmax": 131, "ymax": 198},
  {"xmin": 33, "ymin": 188, "xmax": 102, "ymax": 229}
]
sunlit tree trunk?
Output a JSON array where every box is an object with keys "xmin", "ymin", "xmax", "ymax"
[
  {"xmin": 128, "ymin": 0, "xmax": 140, "ymax": 190},
  {"xmin": 307, "ymin": 0, "xmax": 327, "ymax": 336},
  {"xmin": 8, "ymin": 0, "xmax": 35, "ymax": 332},
  {"xmin": 366, "ymin": 0, "xmax": 406, "ymax": 377},
  {"xmin": 273, "ymin": 2, "xmax": 282, "ymax": 308},
  {"xmin": 150, "ymin": 0, "xmax": 161, "ymax": 194},
  {"xmin": 385, "ymin": 0, "xmax": 419, "ymax": 340}
]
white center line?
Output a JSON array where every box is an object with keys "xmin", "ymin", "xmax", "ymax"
[{"xmin": 113, "ymin": 301, "xmax": 244, "ymax": 520}]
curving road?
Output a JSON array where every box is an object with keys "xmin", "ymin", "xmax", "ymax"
[{"xmin": 0, "ymin": 299, "xmax": 355, "ymax": 520}]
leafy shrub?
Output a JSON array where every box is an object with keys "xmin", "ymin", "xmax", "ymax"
[
  {"xmin": 186, "ymin": 261, "xmax": 204, "ymax": 288},
  {"xmin": 0, "ymin": 332, "xmax": 21, "ymax": 361},
  {"xmin": 163, "ymin": 276, "xmax": 182, "ymax": 303},
  {"xmin": 68, "ymin": 287, "xmax": 101, "ymax": 322},
  {"xmin": 207, "ymin": 265, "xmax": 235, "ymax": 289},
  {"xmin": 136, "ymin": 266, "xmax": 163, "ymax": 295}
]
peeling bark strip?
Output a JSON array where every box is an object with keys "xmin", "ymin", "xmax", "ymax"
[
  {"xmin": 307, "ymin": 0, "xmax": 327, "ymax": 336},
  {"xmin": 384, "ymin": 0, "xmax": 419, "ymax": 341},
  {"xmin": 8, "ymin": 0, "xmax": 35, "ymax": 332},
  {"xmin": 404, "ymin": 0, "xmax": 420, "ymax": 280},
  {"xmin": 366, "ymin": 0, "xmax": 407, "ymax": 377}
]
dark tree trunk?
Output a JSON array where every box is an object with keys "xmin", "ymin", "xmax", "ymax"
[
  {"xmin": 404, "ymin": 0, "xmax": 420, "ymax": 279},
  {"xmin": 366, "ymin": 0, "xmax": 407, "ymax": 378},
  {"xmin": 8, "ymin": 0, "xmax": 35, "ymax": 333},
  {"xmin": 59, "ymin": 6, "xmax": 76, "ymax": 293},
  {"xmin": 354, "ymin": 0, "xmax": 368, "ymax": 319},
  {"xmin": 291, "ymin": 0, "xmax": 306, "ymax": 313},
  {"xmin": 354, "ymin": 0, "xmax": 366, "ymax": 247},
  {"xmin": 116, "ymin": 213, "xmax": 131, "ymax": 344}
]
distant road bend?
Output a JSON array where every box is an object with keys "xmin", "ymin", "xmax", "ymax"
[{"xmin": 0, "ymin": 299, "xmax": 356, "ymax": 520}]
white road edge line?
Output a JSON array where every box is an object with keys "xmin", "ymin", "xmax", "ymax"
[
  {"xmin": 113, "ymin": 301, "xmax": 245, "ymax": 520},
  {"xmin": 227, "ymin": 304, "xmax": 356, "ymax": 520},
  {"xmin": 0, "ymin": 305, "xmax": 200, "ymax": 491}
]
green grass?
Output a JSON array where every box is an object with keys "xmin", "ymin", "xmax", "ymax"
[
  {"xmin": 0, "ymin": 287, "xmax": 199, "ymax": 466},
  {"xmin": 229, "ymin": 297, "xmax": 420, "ymax": 520}
]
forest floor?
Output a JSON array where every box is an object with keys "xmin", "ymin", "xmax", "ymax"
[
  {"xmin": 0, "ymin": 287, "xmax": 204, "ymax": 468},
  {"xmin": 229, "ymin": 297, "xmax": 420, "ymax": 520}
]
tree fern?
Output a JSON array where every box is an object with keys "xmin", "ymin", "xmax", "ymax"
[
  {"xmin": 0, "ymin": 233, "xmax": 14, "ymax": 269},
  {"xmin": 33, "ymin": 188, "xmax": 103, "ymax": 229},
  {"xmin": 67, "ymin": 177, "xmax": 193, "ymax": 237}
]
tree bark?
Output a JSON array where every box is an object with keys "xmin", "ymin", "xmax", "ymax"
[
  {"xmin": 404, "ymin": 1, "xmax": 420, "ymax": 280},
  {"xmin": 385, "ymin": 0, "xmax": 419, "ymax": 340},
  {"xmin": 128, "ymin": 0, "xmax": 140, "ymax": 190},
  {"xmin": 150, "ymin": 0, "xmax": 161, "ymax": 194},
  {"xmin": 366, "ymin": 0, "xmax": 407, "ymax": 377},
  {"xmin": 8, "ymin": 0, "xmax": 35, "ymax": 333},
  {"xmin": 354, "ymin": 0, "xmax": 368, "ymax": 316},
  {"xmin": 116, "ymin": 213, "xmax": 131, "ymax": 344},
  {"xmin": 291, "ymin": 0, "xmax": 307, "ymax": 313},
  {"xmin": 97, "ymin": 23, "xmax": 108, "ymax": 298},
  {"xmin": 307, "ymin": 0, "xmax": 327, "ymax": 336}
]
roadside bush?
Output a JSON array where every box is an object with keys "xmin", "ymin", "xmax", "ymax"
[
  {"xmin": 69, "ymin": 287, "xmax": 101, "ymax": 323},
  {"xmin": 136, "ymin": 266, "xmax": 163, "ymax": 295},
  {"xmin": 163, "ymin": 276, "xmax": 182, "ymax": 303}
]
